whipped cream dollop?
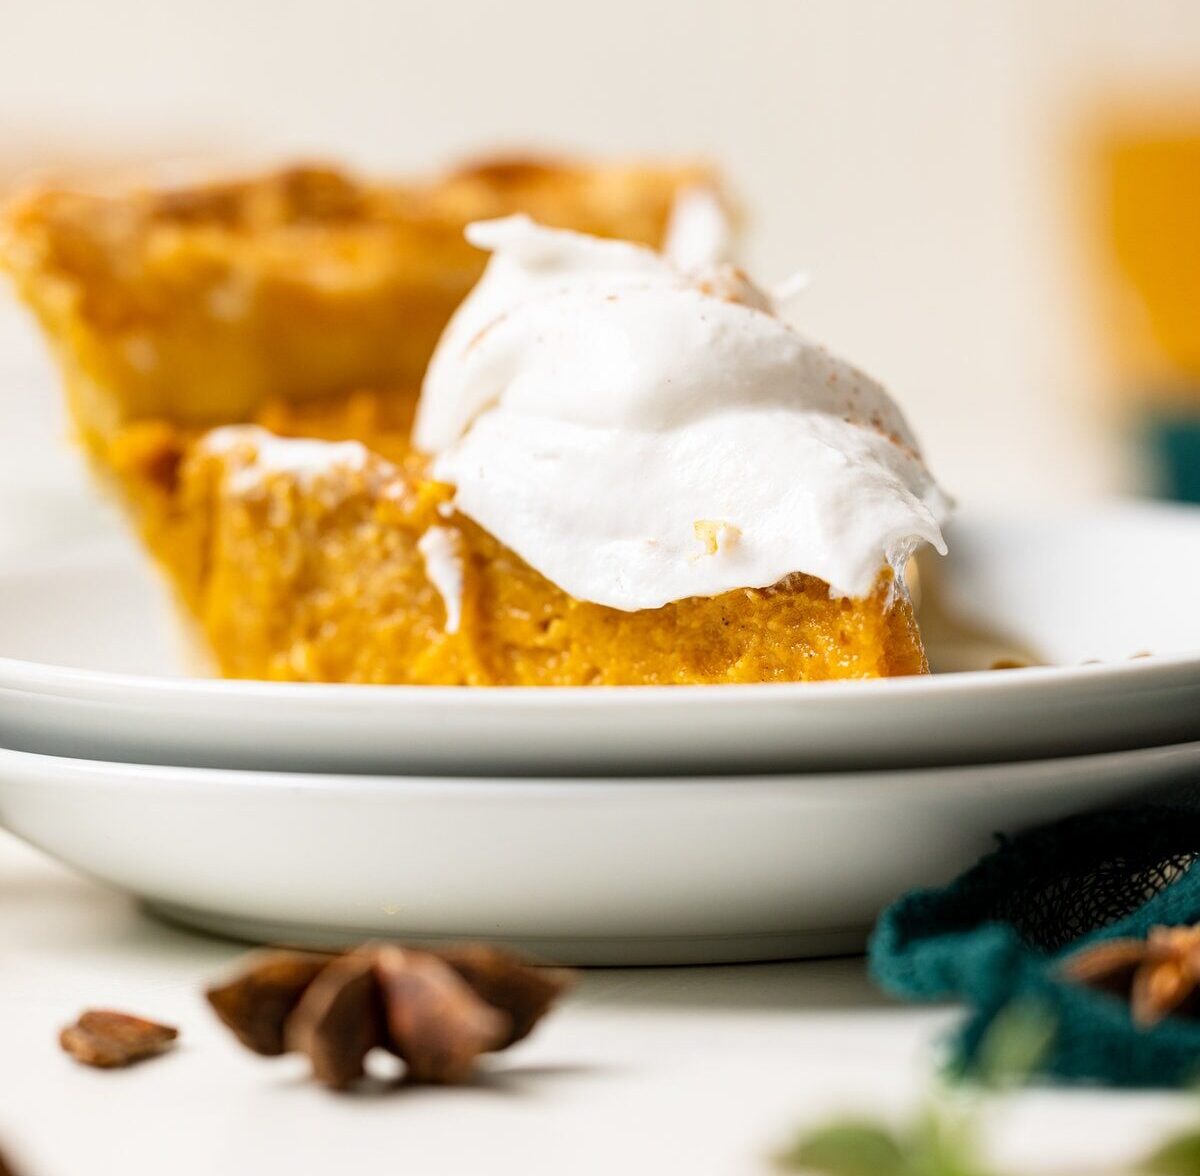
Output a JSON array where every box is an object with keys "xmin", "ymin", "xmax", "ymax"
[
  {"xmin": 413, "ymin": 215, "xmax": 949, "ymax": 610},
  {"xmin": 417, "ymin": 525, "xmax": 465, "ymax": 634}
]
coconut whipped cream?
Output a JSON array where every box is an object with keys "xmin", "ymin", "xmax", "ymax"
[
  {"xmin": 417, "ymin": 525, "xmax": 465, "ymax": 634},
  {"xmin": 662, "ymin": 185, "xmax": 735, "ymax": 272},
  {"xmin": 200, "ymin": 425, "xmax": 374, "ymax": 497},
  {"xmin": 413, "ymin": 215, "xmax": 949, "ymax": 610}
]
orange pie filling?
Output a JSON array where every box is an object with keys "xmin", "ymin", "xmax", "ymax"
[{"xmin": 107, "ymin": 402, "xmax": 928, "ymax": 685}]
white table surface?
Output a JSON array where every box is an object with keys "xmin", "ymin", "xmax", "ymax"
[
  {"xmin": 0, "ymin": 833, "xmax": 1194, "ymax": 1176},
  {"xmin": 0, "ymin": 301, "xmax": 1193, "ymax": 1176}
]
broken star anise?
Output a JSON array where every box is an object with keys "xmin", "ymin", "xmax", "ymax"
[
  {"xmin": 205, "ymin": 942, "xmax": 575, "ymax": 1089},
  {"xmin": 1060, "ymin": 923, "xmax": 1200, "ymax": 1027},
  {"xmin": 59, "ymin": 1009, "xmax": 179, "ymax": 1068}
]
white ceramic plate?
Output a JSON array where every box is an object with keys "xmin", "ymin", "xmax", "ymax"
[
  {"xmin": 2, "ymin": 742, "xmax": 1198, "ymax": 964},
  {"xmin": 1, "ymin": 503, "xmax": 1199, "ymax": 775}
]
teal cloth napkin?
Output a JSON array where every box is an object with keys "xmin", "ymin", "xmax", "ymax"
[
  {"xmin": 869, "ymin": 806, "xmax": 1200, "ymax": 1087},
  {"xmin": 1144, "ymin": 413, "xmax": 1200, "ymax": 504}
]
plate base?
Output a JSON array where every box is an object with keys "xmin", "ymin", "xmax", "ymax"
[{"xmin": 143, "ymin": 901, "xmax": 869, "ymax": 966}]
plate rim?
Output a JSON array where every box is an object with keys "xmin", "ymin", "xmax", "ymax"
[
  {"xmin": 1, "ymin": 499, "xmax": 1199, "ymax": 710},
  {"xmin": 2, "ymin": 740, "xmax": 1199, "ymax": 795},
  {"xmin": 1, "ymin": 644, "xmax": 1197, "ymax": 708}
]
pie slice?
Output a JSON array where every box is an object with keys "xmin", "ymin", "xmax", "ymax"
[{"xmin": 2, "ymin": 158, "xmax": 932, "ymax": 685}]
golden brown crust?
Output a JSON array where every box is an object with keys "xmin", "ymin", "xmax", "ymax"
[
  {"xmin": 0, "ymin": 157, "xmax": 719, "ymax": 445},
  {"xmin": 5, "ymin": 155, "xmax": 718, "ymax": 235}
]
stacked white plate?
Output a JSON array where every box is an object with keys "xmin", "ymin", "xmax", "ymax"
[{"xmin": 1, "ymin": 502, "xmax": 1199, "ymax": 963}]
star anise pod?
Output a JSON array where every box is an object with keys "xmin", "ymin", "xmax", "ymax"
[
  {"xmin": 1060, "ymin": 924, "xmax": 1200, "ymax": 1027},
  {"xmin": 59, "ymin": 1009, "xmax": 179, "ymax": 1068},
  {"xmin": 206, "ymin": 942, "xmax": 575, "ymax": 1089}
]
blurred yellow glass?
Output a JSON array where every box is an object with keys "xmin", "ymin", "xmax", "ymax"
[{"xmin": 1097, "ymin": 107, "xmax": 1200, "ymax": 501}]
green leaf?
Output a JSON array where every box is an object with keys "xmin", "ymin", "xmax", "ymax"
[
  {"xmin": 1141, "ymin": 1131, "xmax": 1200, "ymax": 1176},
  {"xmin": 971, "ymin": 1002, "xmax": 1057, "ymax": 1091},
  {"xmin": 775, "ymin": 1120, "xmax": 906, "ymax": 1175},
  {"xmin": 907, "ymin": 1106, "xmax": 992, "ymax": 1176}
]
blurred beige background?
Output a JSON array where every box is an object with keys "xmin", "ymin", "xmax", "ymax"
[{"xmin": 3, "ymin": 0, "xmax": 1200, "ymax": 510}]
